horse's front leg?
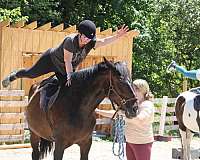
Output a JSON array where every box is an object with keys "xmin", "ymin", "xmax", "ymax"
[
  {"xmin": 53, "ymin": 141, "xmax": 65, "ymax": 160},
  {"xmin": 78, "ymin": 135, "xmax": 92, "ymax": 160},
  {"xmin": 180, "ymin": 129, "xmax": 193, "ymax": 160},
  {"xmin": 30, "ymin": 130, "xmax": 40, "ymax": 160}
]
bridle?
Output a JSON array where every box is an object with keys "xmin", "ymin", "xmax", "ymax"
[{"xmin": 107, "ymin": 70, "xmax": 137, "ymax": 118}]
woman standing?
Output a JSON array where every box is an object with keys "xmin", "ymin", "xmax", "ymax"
[{"xmin": 96, "ymin": 79, "xmax": 154, "ymax": 160}]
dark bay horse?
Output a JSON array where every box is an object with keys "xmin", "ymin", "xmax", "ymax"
[
  {"xmin": 26, "ymin": 58, "xmax": 138, "ymax": 160},
  {"xmin": 175, "ymin": 88, "xmax": 200, "ymax": 160}
]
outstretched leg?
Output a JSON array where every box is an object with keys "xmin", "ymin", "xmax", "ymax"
[
  {"xmin": 78, "ymin": 136, "xmax": 92, "ymax": 160},
  {"xmin": 180, "ymin": 128, "xmax": 193, "ymax": 160},
  {"xmin": 30, "ymin": 130, "xmax": 40, "ymax": 160},
  {"xmin": 175, "ymin": 65, "xmax": 198, "ymax": 80},
  {"xmin": 2, "ymin": 50, "xmax": 57, "ymax": 88}
]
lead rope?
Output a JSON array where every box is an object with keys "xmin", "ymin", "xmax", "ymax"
[{"xmin": 112, "ymin": 114, "xmax": 125, "ymax": 160}]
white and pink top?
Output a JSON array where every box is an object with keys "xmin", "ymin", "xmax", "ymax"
[
  {"xmin": 124, "ymin": 100, "xmax": 154, "ymax": 144},
  {"xmin": 96, "ymin": 100, "xmax": 154, "ymax": 144}
]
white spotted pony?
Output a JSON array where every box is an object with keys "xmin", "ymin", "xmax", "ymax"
[{"xmin": 175, "ymin": 87, "xmax": 200, "ymax": 160}]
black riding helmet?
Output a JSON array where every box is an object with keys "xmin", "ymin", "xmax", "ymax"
[{"xmin": 78, "ymin": 20, "xmax": 96, "ymax": 40}]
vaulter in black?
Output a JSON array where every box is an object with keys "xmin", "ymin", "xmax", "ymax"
[{"xmin": 2, "ymin": 20, "xmax": 133, "ymax": 88}]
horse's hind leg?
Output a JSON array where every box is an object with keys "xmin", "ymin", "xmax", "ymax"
[
  {"xmin": 180, "ymin": 129, "xmax": 193, "ymax": 160},
  {"xmin": 30, "ymin": 130, "xmax": 40, "ymax": 160},
  {"xmin": 78, "ymin": 136, "xmax": 92, "ymax": 160}
]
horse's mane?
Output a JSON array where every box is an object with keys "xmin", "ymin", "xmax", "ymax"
[
  {"xmin": 115, "ymin": 61, "xmax": 131, "ymax": 80},
  {"xmin": 71, "ymin": 64, "xmax": 99, "ymax": 82},
  {"xmin": 71, "ymin": 61, "xmax": 130, "ymax": 83}
]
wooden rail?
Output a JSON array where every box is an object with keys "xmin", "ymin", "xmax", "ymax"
[
  {"xmin": 96, "ymin": 96, "xmax": 178, "ymax": 137},
  {"xmin": 0, "ymin": 90, "xmax": 28, "ymax": 143}
]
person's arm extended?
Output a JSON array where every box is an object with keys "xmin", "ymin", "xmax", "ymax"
[
  {"xmin": 95, "ymin": 108, "xmax": 115, "ymax": 118},
  {"xmin": 64, "ymin": 49, "xmax": 73, "ymax": 82},
  {"xmin": 95, "ymin": 25, "xmax": 139, "ymax": 48}
]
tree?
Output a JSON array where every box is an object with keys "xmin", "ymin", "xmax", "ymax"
[
  {"xmin": 133, "ymin": 0, "xmax": 200, "ymax": 97},
  {"xmin": 0, "ymin": 7, "xmax": 28, "ymax": 23},
  {"xmin": 0, "ymin": 0, "xmax": 61, "ymax": 26}
]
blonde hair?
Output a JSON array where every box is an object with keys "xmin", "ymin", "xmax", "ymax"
[{"xmin": 132, "ymin": 79, "xmax": 154, "ymax": 101}]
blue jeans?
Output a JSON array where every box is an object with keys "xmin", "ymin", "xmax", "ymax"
[{"xmin": 176, "ymin": 65, "xmax": 198, "ymax": 80}]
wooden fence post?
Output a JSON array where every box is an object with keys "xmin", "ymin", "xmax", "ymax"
[{"xmin": 158, "ymin": 96, "xmax": 168, "ymax": 136}]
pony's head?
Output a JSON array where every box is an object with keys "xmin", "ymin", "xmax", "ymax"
[{"xmin": 99, "ymin": 57, "xmax": 138, "ymax": 118}]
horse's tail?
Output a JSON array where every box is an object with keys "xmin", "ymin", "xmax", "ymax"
[{"xmin": 39, "ymin": 138, "xmax": 54, "ymax": 159}]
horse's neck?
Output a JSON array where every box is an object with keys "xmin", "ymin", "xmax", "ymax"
[{"xmin": 79, "ymin": 74, "xmax": 107, "ymax": 114}]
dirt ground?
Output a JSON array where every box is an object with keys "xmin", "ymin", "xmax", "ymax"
[{"xmin": 0, "ymin": 138, "xmax": 199, "ymax": 160}]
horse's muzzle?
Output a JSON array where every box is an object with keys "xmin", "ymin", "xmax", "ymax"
[{"xmin": 125, "ymin": 105, "xmax": 138, "ymax": 119}]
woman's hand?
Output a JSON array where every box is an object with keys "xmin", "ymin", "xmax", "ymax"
[
  {"xmin": 65, "ymin": 72, "xmax": 72, "ymax": 86},
  {"xmin": 65, "ymin": 78, "xmax": 71, "ymax": 86},
  {"xmin": 116, "ymin": 24, "xmax": 129, "ymax": 38}
]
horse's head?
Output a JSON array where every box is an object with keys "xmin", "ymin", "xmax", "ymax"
[{"xmin": 100, "ymin": 57, "xmax": 138, "ymax": 119}]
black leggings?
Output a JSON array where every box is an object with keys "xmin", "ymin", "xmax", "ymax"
[{"xmin": 16, "ymin": 49, "xmax": 66, "ymax": 84}]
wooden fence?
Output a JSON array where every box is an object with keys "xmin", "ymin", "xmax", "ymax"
[
  {"xmin": 153, "ymin": 96, "xmax": 177, "ymax": 136},
  {"xmin": 0, "ymin": 90, "xmax": 27, "ymax": 143},
  {"xmin": 95, "ymin": 96, "xmax": 178, "ymax": 137}
]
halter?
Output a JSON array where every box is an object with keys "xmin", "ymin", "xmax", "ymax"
[
  {"xmin": 106, "ymin": 70, "xmax": 137, "ymax": 160},
  {"xmin": 107, "ymin": 70, "xmax": 137, "ymax": 116}
]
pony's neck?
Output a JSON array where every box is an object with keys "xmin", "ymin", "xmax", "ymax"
[{"xmin": 79, "ymin": 72, "xmax": 108, "ymax": 114}]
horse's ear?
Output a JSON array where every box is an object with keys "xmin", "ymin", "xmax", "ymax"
[
  {"xmin": 103, "ymin": 57, "xmax": 107, "ymax": 62},
  {"xmin": 103, "ymin": 57, "xmax": 115, "ymax": 69}
]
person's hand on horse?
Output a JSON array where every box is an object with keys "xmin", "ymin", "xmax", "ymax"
[
  {"xmin": 116, "ymin": 24, "xmax": 129, "ymax": 38},
  {"xmin": 65, "ymin": 78, "xmax": 71, "ymax": 86},
  {"xmin": 65, "ymin": 72, "xmax": 72, "ymax": 86}
]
